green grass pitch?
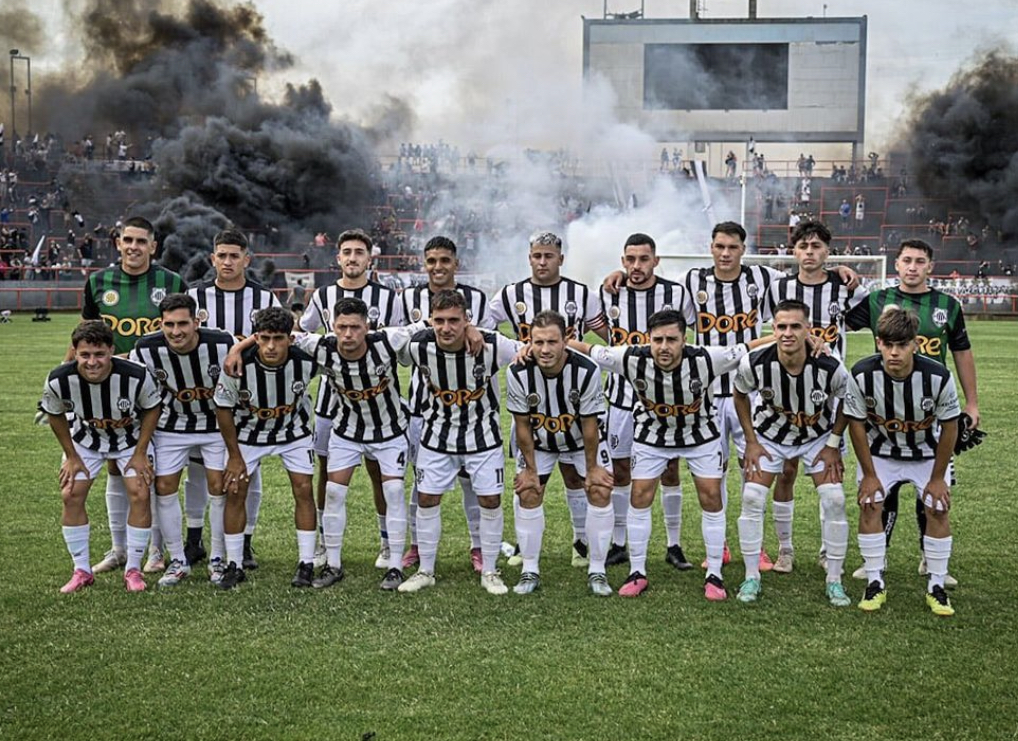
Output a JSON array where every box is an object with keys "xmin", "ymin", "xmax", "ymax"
[{"xmin": 2, "ymin": 314, "xmax": 1017, "ymax": 740}]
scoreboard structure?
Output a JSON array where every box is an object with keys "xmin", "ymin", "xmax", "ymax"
[{"xmin": 582, "ymin": 16, "xmax": 867, "ymax": 145}]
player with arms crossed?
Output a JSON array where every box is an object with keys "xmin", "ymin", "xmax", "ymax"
[
  {"xmin": 570, "ymin": 309, "xmax": 774, "ymax": 600},
  {"xmin": 732, "ymin": 299, "xmax": 854, "ymax": 607},
  {"xmin": 398, "ymin": 291, "xmax": 522, "ymax": 595},
  {"xmin": 130, "ymin": 294, "xmax": 235, "ymax": 586},
  {"xmin": 490, "ymin": 230, "xmax": 609, "ymax": 567},
  {"xmin": 507, "ymin": 311, "xmax": 614, "ymax": 595},
  {"xmin": 844, "ymin": 307, "xmax": 960, "ymax": 616},
  {"xmin": 214, "ymin": 307, "xmax": 319, "ymax": 590},
  {"xmin": 185, "ymin": 228, "xmax": 281, "ymax": 572},
  {"xmin": 845, "ymin": 238, "xmax": 977, "ymax": 586},
  {"xmin": 41, "ymin": 321, "xmax": 162, "ymax": 593},
  {"xmin": 599, "ymin": 233, "xmax": 695, "ymax": 572}
]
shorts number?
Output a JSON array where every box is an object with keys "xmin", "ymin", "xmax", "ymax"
[
  {"xmin": 495, "ymin": 468, "xmax": 504, "ymax": 485},
  {"xmin": 308, "ymin": 449, "xmax": 316, "ymax": 466},
  {"xmin": 599, "ymin": 448, "xmax": 610, "ymax": 466},
  {"xmin": 397, "ymin": 451, "xmax": 406, "ymax": 467}
]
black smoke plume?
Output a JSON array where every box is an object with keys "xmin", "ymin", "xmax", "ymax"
[{"xmin": 904, "ymin": 51, "xmax": 1018, "ymax": 237}]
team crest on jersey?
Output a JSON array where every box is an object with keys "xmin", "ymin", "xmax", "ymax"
[
  {"xmin": 932, "ymin": 308, "xmax": 948, "ymax": 327},
  {"xmin": 368, "ymin": 306, "xmax": 381, "ymax": 323},
  {"xmin": 747, "ymin": 284, "xmax": 759, "ymax": 298},
  {"xmin": 920, "ymin": 397, "xmax": 935, "ymax": 412},
  {"xmin": 472, "ymin": 365, "xmax": 487, "ymax": 381},
  {"xmin": 810, "ymin": 390, "xmax": 827, "ymax": 405},
  {"xmin": 208, "ymin": 365, "xmax": 221, "ymax": 379},
  {"xmin": 466, "ymin": 309, "xmax": 474, "ymax": 321},
  {"xmin": 374, "ymin": 365, "xmax": 387, "ymax": 378},
  {"xmin": 197, "ymin": 308, "xmax": 209, "ymax": 323},
  {"xmin": 696, "ymin": 290, "xmax": 708, "ymax": 305},
  {"xmin": 634, "ymin": 379, "xmax": 647, "ymax": 391},
  {"xmin": 154, "ymin": 369, "xmax": 168, "ymax": 382},
  {"xmin": 291, "ymin": 381, "xmax": 307, "ymax": 395},
  {"xmin": 249, "ymin": 309, "xmax": 259, "ymax": 324},
  {"xmin": 761, "ymin": 388, "xmax": 774, "ymax": 401},
  {"xmin": 63, "ymin": 400, "xmax": 75, "ymax": 412},
  {"xmin": 101, "ymin": 290, "xmax": 120, "ymax": 306},
  {"xmin": 514, "ymin": 301, "xmax": 527, "ymax": 314},
  {"xmin": 411, "ymin": 308, "xmax": 423, "ymax": 322},
  {"xmin": 150, "ymin": 287, "xmax": 167, "ymax": 305},
  {"xmin": 239, "ymin": 389, "xmax": 252, "ymax": 402},
  {"xmin": 690, "ymin": 379, "xmax": 703, "ymax": 397},
  {"xmin": 564, "ymin": 300, "xmax": 578, "ymax": 317},
  {"xmin": 116, "ymin": 398, "xmax": 132, "ymax": 413},
  {"xmin": 526, "ymin": 392, "xmax": 541, "ymax": 408},
  {"xmin": 420, "ymin": 366, "xmax": 431, "ymax": 378},
  {"xmin": 608, "ymin": 305, "xmax": 621, "ymax": 320},
  {"xmin": 864, "ymin": 396, "xmax": 876, "ymax": 408},
  {"xmin": 828, "ymin": 303, "xmax": 842, "ymax": 319},
  {"xmin": 569, "ymin": 389, "xmax": 581, "ymax": 406}
]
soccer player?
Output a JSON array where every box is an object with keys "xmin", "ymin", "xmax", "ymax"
[
  {"xmin": 762, "ymin": 220, "xmax": 868, "ymax": 572},
  {"xmin": 489, "ymin": 230, "xmax": 609, "ymax": 567},
  {"xmin": 213, "ymin": 307, "xmax": 320, "ymax": 590},
  {"xmin": 599, "ymin": 232, "xmax": 695, "ymax": 572},
  {"xmin": 569, "ymin": 309, "xmax": 774, "ymax": 599},
  {"xmin": 186, "ymin": 228, "xmax": 281, "ymax": 572},
  {"xmin": 400, "ymin": 235, "xmax": 493, "ymax": 572},
  {"xmin": 397, "ymin": 290, "xmax": 522, "ymax": 595},
  {"xmin": 733, "ymin": 300, "xmax": 854, "ymax": 607},
  {"xmin": 130, "ymin": 294, "xmax": 236, "ymax": 586},
  {"xmin": 506, "ymin": 311, "xmax": 614, "ymax": 595},
  {"xmin": 41, "ymin": 321, "xmax": 162, "ymax": 593},
  {"xmin": 845, "ymin": 238, "xmax": 976, "ymax": 585},
  {"xmin": 290, "ymin": 297, "xmax": 427, "ymax": 591},
  {"xmin": 845, "ymin": 307, "xmax": 960, "ymax": 616},
  {"xmin": 301, "ymin": 229, "xmax": 404, "ymax": 570},
  {"xmin": 79, "ymin": 216, "xmax": 186, "ymax": 577}
]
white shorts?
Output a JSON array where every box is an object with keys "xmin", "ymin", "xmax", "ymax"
[
  {"xmin": 235, "ymin": 437, "xmax": 315, "ymax": 476},
  {"xmin": 328, "ymin": 433, "xmax": 408, "ymax": 477},
  {"xmin": 631, "ymin": 438, "xmax": 725, "ymax": 481},
  {"xmin": 857, "ymin": 456, "xmax": 942, "ymax": 507},
  {"xmin": 516, "ymin": 442, "xmax": 612, "ymax": 479},
  {"xmin": 715, "ymin": 395, "xmax": 749, "ymax": 461},
  {"xmin": 313, "ymin": 415, "xmax": 334, "ymax": 457},
  {"xmin": 416, "ymin": 445, "xmax": 505, "ymax": 496},
  {"xmin": 756, "ymin": 435, "xmax": 832, "ymax": 476},
  {"xmin": 69, "ymin": 442, "xmax": 150, "ymax": 481},
  {"xmin": 154, "ymin": 431, "xmax": 225, "ymax": 476},
  {"xmin": 606, "ymin": 404, "xmax": 635, "ymax": 460}
]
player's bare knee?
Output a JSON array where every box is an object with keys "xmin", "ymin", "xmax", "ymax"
[
  {"xmin": 518, "ymin": 488, "xmax": 542, "ymax": 509},
  {"xmin": 418, "ymin": 493, "xmax": 442, "ymax": 508},
  {"xmin": 587, "ymin": 486, "xmax": 611, "ymax": 508},
  {"xmin": 477, "ymin": 494, "xmax": 501, "ymax": 509}
]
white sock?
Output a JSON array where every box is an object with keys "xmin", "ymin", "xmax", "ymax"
[
  {"xmin": 105, "ymin": 474, "xmax": 127, "ymax": 551},
  {"xmin": 773, "ymin": 500, "xmax": 795, "ymax": 552},
  {"xmin": 565, "ymin": 487, "xmax": 587, "ymax": 544},
  {"xmin": 184, "ymin": 462, "xmax": 208, "ymax": 529},
  {"xmin": 382, "ymin": 479, "xmax": 407, "ymax": 570},
  {"xmin": 245, "ymin": 468, "xmax": 262, "ymax": 536},
  {"xmin": 627, "ymin": 505, "xmax": 652, "ymax": 576},
  {"xmin": 661, "ymin": 484, "xmax": 683, "ymax": 547},
  {"xmin": 225, "ymin": 532, "xmax": 244, "ymax": 568},
  {"xmin": 719, "ymin": 467, "xmax": 731, "ymax": 511},
  {"xmin": 296, "ymin": 529, "xmax": 316, "ymax": 564},
  {"xmin": 857, "ymin": 532, "xmax": 886, "ymax": 587},
  {"xmin": 63, "ymin": 523, "xmax": 91, "ymax": 572},
  {"xmin": 738, "ymin": 483, "xmax": 768, "ymax": 581},
  {"xmin": 479, "ymin": 505, "xmax": 503, "ymax": 573},
  {"xmin": 125, "ymin": 524, "xmax": 150, "ymax": 572},
  {"xmin": 376, "ymin": 512, "xmax": 388, "ymax": 549},
  {"xmin": 323, "ymin": 482, "xmax": 348, "ymax": 568},
  {"xmin": 585, "ymin": 502, "xmax": 613, "ymax": 575},
  {"xmin": 818, "ymin": 484, "xmax": 848, "ymax": 582},
  {"xmin": 208, "ymin": 495, "xmax": 226, "ymax": 561},
  {"xmin": 156, "ymin": 494, "xmax": 185, "ymax": 563},
  {"xmin": 416, "ymin": 505, "xmax": 442, "ymax": 574},
  {"xmin": 923, "ymin": 535, "xmax": 953, "ymax": 590},
  {"xmin": 460, "ymin": 476, "xmax": 481, "ymax": 549},
  {"xmin": 408, "ymin": 485, "xmax": 419, "ymax": 544},
  {"xmin": 516, "ymin": 505, "xmax": 544, "ymax": 573},
  {"xmin": 317, "ymin": 507, "xmax": 325, "ymax": 538},
  {"xmin": 149, "ymin": 488, "xmax": 163, "ymax": 555},
  {"xmin": 611, "ymin": 484, "xmax": 631, "ymax": 546},
  {"xmin": 702, "ymin": 509, "xmax": 727, "ymax": 579}
]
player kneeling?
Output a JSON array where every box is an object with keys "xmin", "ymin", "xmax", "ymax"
[
  {"xmin": 733, "ymin": 300, "xmax": 854, "ymax": 607},
  {"xmin": 215, "ymin": 307, "xmax": 320, "ymax": 590},
  {"xmin": 41, "ymin": 321, "xmax": 162, "ymax": 593},
  {"xmin": 845, "ymin": 307, "xmax": 960, "ymax": 616}
]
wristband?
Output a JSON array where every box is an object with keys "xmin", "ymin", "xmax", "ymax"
[{"xmin": 825, "ymin": 433, "xmax": 842, "ymax": 449}]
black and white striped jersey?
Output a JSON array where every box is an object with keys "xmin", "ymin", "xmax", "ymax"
[
  {"xmin": 295, "ymin": 325, "xmax": 421, "ymax": 443},
  {"xmin": 683, "ymin": 265, "xmax": 780, "ymax": 397},
  {"xmin": 590, "ymin": 344, "xmax": 748, "ymax": 448},
  {"xmin": 187, "ymin": 279, "xmax": 281, "ymax": 339},
  {"xmin": 733, "ymin": 345, "xmax": 853, "ymax": 446},
  {"xmin": 299, "ymin": 280, "xmax": 404, "ymax": 420},
  {"xmin": 488, "ymin": 277, "xmax": 606, "ymax": 342},
  {"xmin": 405, "ymin": 329, "xmax": 521, "ymax": 454},
  {"xmin": 599, "ymin": 277, "xmax": 694, "ymax": 410},
  {"xmin": 130, "ymin": 328, "xmax": 236, "ymax": 434},
  {"xmin": 39, "ymin": 357, "xmax": 162, "ymax": 454},
  {"xmin": 844, "ymin": 354, "xmax": 961, "ymax": 460},
  {"xmin": 764, "ymin": 272, "xmax": 867, "ymax": 359},
  {"xmin": 401, "ymin": 282, "xmax": 494, "ymax": 416},
  {"xmin": 505, "ymin": 350, "xmax": 604, "ymax": 453},
  {"xmin": 213, "ymin": 345, "xmax": 319, "ymax": 446}
]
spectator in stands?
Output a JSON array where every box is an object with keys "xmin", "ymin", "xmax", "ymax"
[
  {"xmin": 78, "ymin": 234, "xmax": 95, "ymax": 276},
  {"xmin": 839, "ymin": 199, "xmax": 851, "ymax": 229},
  {"xmin": 725, "ymin": 151, "xmax": 738, "ymax": 179},
  {"xmin": 854, "ymin": 193, "xmax": 866, "ymax": 230},
  {"xmin": 976, "ymin": 261, "xmax": 989, "ymax": 280},
  {"xmin": 660, "ymin": 148, "xmax": 669, "ymax": 172}
]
